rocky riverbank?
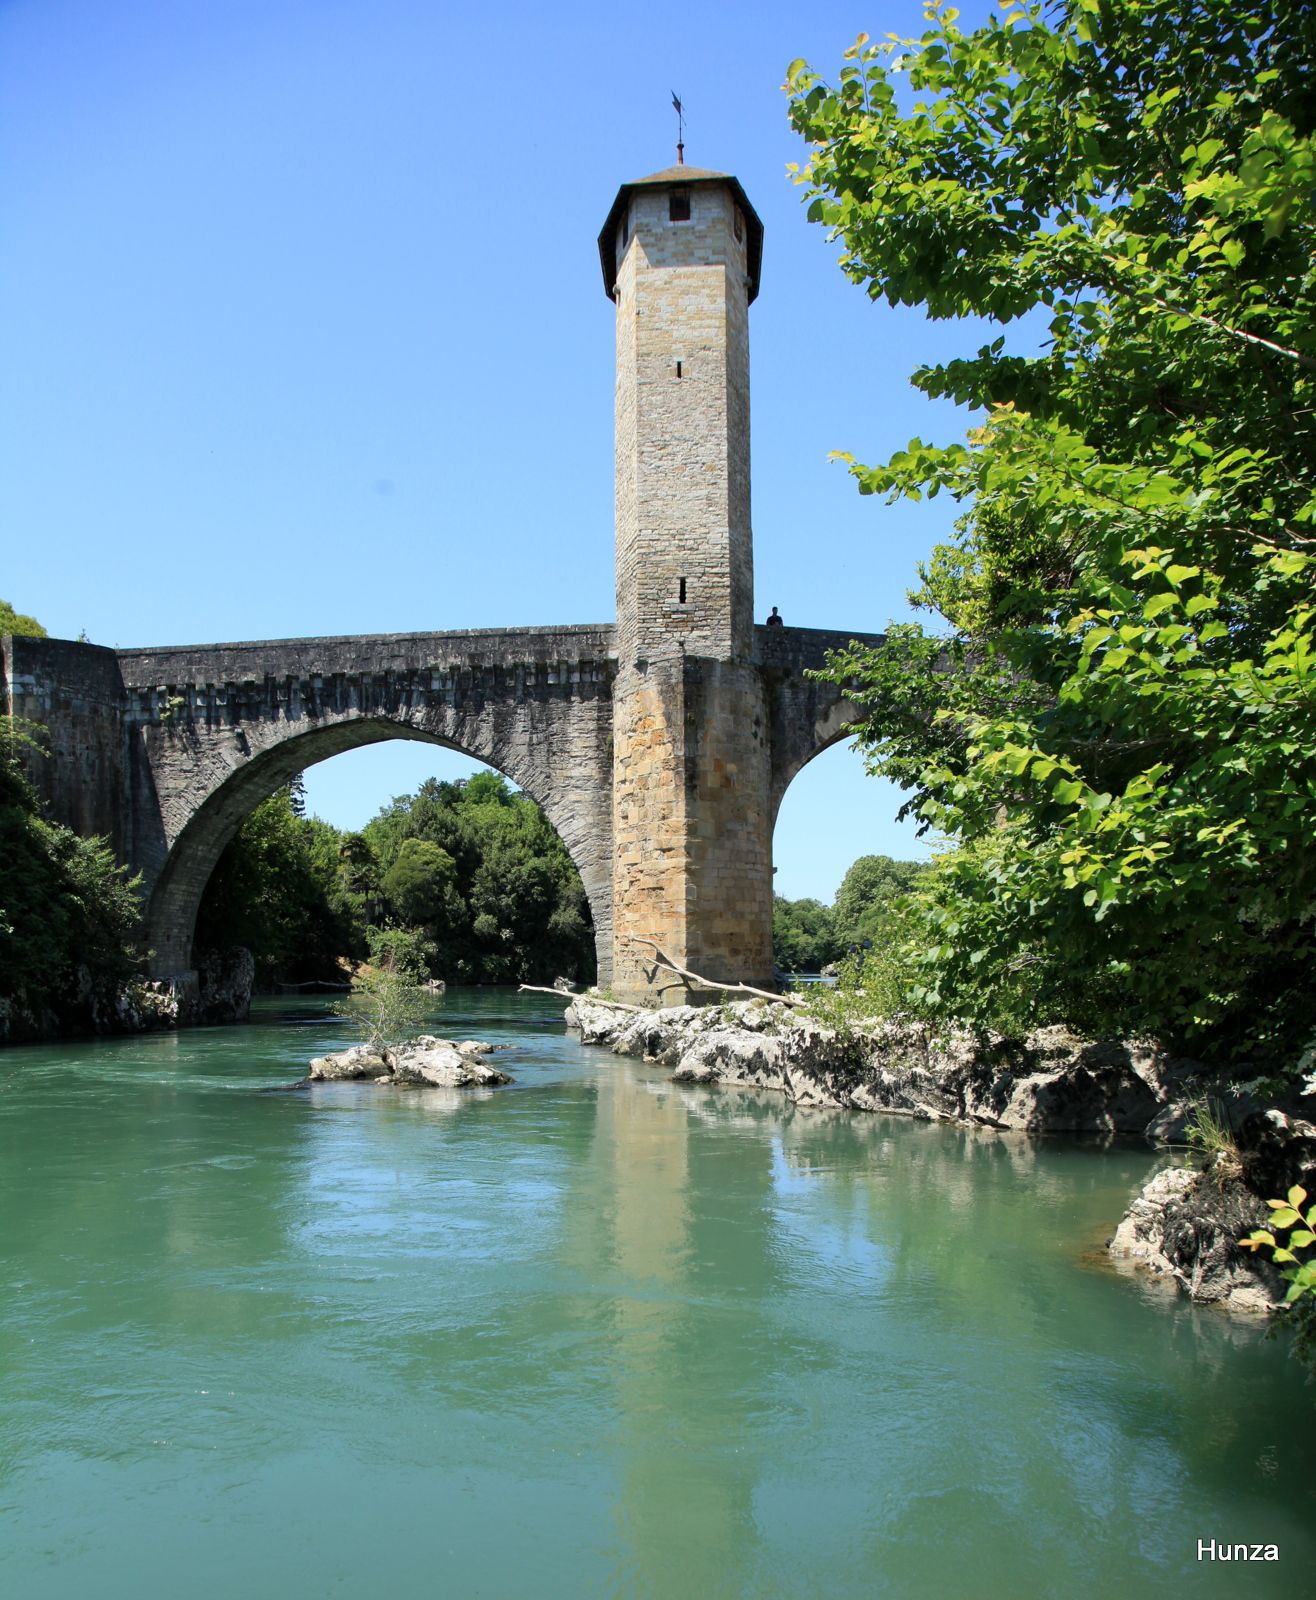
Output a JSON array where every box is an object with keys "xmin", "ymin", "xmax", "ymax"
[
  {"xmin": 566, "ymin": 994, "xmax": 1316, "ymax": 1313},
  {"xmin": 0, "ymin": 946, "xmax": 255, "ymax": 1045}
]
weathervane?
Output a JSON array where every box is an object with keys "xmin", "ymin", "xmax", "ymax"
[{"xmin": 671, "ymin": 92, "xmax": 685, "ymax": 165}]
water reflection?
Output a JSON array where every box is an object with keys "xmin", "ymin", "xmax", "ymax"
[{"xmin": 0, "ymin": 995, "xmax": 1312, "ymax": 1599}]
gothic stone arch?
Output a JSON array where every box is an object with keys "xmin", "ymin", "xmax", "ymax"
[{"xmin": 116, "ymin": 629, "xmax": 618, "ymax": 981}]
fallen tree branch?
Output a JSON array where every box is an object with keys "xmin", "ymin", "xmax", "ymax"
[
  {"xmin": 622, "ymin": 935, "xmax": 806, "ymax": 1007},
  {"xmin": 516, "ymin": 982, "xmax": 645, "ymax": 1013}
]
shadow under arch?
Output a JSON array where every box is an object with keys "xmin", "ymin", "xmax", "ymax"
[{"xmin": 144, "ymin": 712, "xmax": 610, "ymax": 979}]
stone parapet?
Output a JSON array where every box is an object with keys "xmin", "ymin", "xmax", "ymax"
[{"xmin": 116, "ymin": 624, "xmax": 617, "ymax": 711}]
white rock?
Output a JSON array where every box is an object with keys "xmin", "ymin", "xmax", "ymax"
[
  {"xmin": 306, "ymin": 1036, "xmax": 512, "ymax": 1088},
  {"xmin": 308, "ymin": 1044, "xmax": 390, "ymax": 1081},
  {"xmin": 390, "ymin": 1040, "xmax": 512, "ymax": 1088}
]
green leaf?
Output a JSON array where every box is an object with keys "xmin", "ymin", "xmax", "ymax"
[{"xmin": 790, "ymin": 0, "xmax": 1316, "ymax": 1070}]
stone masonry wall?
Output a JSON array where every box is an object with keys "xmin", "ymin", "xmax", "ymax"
[
  {"xmin": 682, "ymin": 658, "xmax": 774, "ymax": 987},
  {"xmin": 613, "ymin": 182, "xmax": 753, "ymax": 663},
  {"xmin": 608, "ymin": 652, "xmax": 783, "ymax": 1000},
  {"xmin": 603, "ymin": 175, "xmax": 887, "ymax": 1003},
  {"xmin": 1, "ymin": 635, "xmax": 129, "ymax": 852},
  {"xmin": 6, "ymin": 168, "xmax": 892, "ymax": 1019},
  {"xmin": 610, "ymin": 660, "xmax": 692, "ymax": 1004},
  {"xmin": 753, "ymin": 624, "xmax": 888, "ymax": 817},
  {"xmin": 116, "ymin": 627, "xmax": 618, "ymax": 980}
]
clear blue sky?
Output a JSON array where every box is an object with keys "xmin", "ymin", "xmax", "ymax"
[{"xmin": 1, "ymin": 0, "xmax": 999, "ymax": 902}]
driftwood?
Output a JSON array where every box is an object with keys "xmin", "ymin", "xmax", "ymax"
[
  {"xmin": 521, "ymin": 942, "xmax": 805, "ymax": 1014},
  {"xmin": 516, "ymin": 982, "xmax": 645, "ymax": 1013},
  {"xmin": 621, "ymin": 935, "xmax": 806, "ymax": 1007}
]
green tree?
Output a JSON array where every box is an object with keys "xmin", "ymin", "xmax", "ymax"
[
  {"xmin": 772, "ymin": 895, "xmax": 839, "ymax": 972},
  {"xmin": 1243, "ymin": 1185, "xmax": 1316, "ymax": 1374},
  {"xmin": 787, "ymin": 2, "xmax": 1316, "ymax": 1064},
  {"xmin": 333, "ymin": 959, "xmax": 431, "ymax": 1050},
  {"xmin": 364, "ymin": 924, "xmax": 436, "ymax": 982},
  {"xmin": 833, "ymin": 855, "xmax": 929, "ymax": 949},
  {"xmin": 363, "ymin": 772, "xmax": 596, "ymax": 984},
  {"xmin": 195, "ymin": 787, "xmax": 361, "ymax": 986},
  {"xmin": 0, "ymin": 727, "xmax": 141, "ymax": 1008},
  {"xmin": 0, "ymin": 600, "xmax": 47, "ymax": 637},
  {"xmin": 381, "ymin": 839, "xmax": 461, "ymax": 926}
]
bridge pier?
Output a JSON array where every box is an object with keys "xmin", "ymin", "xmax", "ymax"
[{"xmin": 610, "ymin": 656, "xmax": 775, "ymax": 1004}]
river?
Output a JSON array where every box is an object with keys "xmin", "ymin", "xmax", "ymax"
[{"xmin": 2, "ymin": 991, "xmax": 1312, "ymax": 1598}]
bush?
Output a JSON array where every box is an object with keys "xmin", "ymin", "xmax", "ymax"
[{"xmin": 0, "ymin": 728, "xmax": 142, "ymax": 1007}]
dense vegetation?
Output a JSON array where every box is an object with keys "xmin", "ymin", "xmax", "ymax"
[
  {"xmin": 197, "ymin": 771, "xmax": 596, "ymax": 988},
  {"xmin": 0, "ymin": 723, "xmax": 142, "ymax": 1017},
  {"xmin": 194, "ymin": 782, "xmax": 358, "ymax": 987},
  {"xmin": 0, "ymin": 599, "xmax": 47, "ymax": 637},
  {"xmin": 787, "ymin": 0, "xmax": 1315, "ymax": 1071},
  {"xmin": 773, "ymin": 854, "xmax": 928, "ymax": 972}
]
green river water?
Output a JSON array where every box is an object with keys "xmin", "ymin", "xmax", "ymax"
[{"xmin": 2, "ymin": 990, "xmax": 1313, "ymax": 1599}]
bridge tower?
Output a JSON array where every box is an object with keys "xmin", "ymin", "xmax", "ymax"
[
  {"xmin": 4, "ymin": 157, "xmax": 878, "ymax": 1033},
  {"xmin": 599, "ymin": 165, "xmax": 775, "ymax": 1004}
]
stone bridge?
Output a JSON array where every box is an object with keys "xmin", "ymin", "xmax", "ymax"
[
  {"xmin": 2, "ymin": 620, "xmax": 876, "ymax": 995},
  {"xmin": 2, "ymin": 160, "xmax": 892, "ymax": 1007}
]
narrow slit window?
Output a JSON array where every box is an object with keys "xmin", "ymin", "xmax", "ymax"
[
  {"xmin": 678, "ymin": 577, "xmax": 687, "ymax": 604},
  {"xmin": 734, "ymin": 208, "xmax": 744, "ymax": 243},
  {"xmin": 675, "ymin": 360, "xmax": 683, "ymax": 379},
  {"xmin": 669, "ymin": 187, "xmax": 691, "ymax": 223}
]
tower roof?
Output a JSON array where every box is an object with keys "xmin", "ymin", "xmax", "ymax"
[{"xmin": 598, "ymin": 166, "xmax": 764, "ymax": 304}]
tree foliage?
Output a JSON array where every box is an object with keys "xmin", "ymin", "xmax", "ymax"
[
  {"xmin": 773, "ymin": 853, "xmax": 930, "ymax": 972},
  {"xmin": 1242, "ymin": 1184, "xmax": 1316, "ymax": 1372},
  {"xmin": 786, "ymin": 1, "xmax": 1316, "ymax": 1065},
  {"xmin": 332, "ymin": 958, "xmax": 432, "ymax": 1049},
  {"xmin": 194, "ymin": 787, "xmax": 363, "ymax": 986},
  {"xmin": 0, "ymin": 600, "xmax": 47, "ymax": 638},
  {"xmin": 195, "ymin": 770, "xmax": 596, "ymax": 988},
  {"xmin": 834, "ymin": 854, "xmax": 930, "ymax": 949},
  {"xmin": 773, "ymin": 895, "xmax": 840, "ymax": 972},
  {"xmin": 0, "ymin": 728, "xmax": 142, "ymax": 1005},
  {"xmin": 362, "ymin": 772, "xmax": 594, "ymax": 985}
]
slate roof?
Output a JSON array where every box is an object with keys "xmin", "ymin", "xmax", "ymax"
[{"xmin": 597, "ymin": 166, "xmax": 763, "ymax": 303}]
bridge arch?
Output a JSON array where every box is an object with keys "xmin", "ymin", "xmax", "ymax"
[
  {"xmin": 768, "ymin": 696, "xmax": 862, "ymax": 830},
  {"xmin": 140, "ymin": 704, "xmax": 614, "ymax": 982}
]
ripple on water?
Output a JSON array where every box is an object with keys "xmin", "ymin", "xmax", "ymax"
[{"xmin": 0, "ymin": 993, "xmax": 1312, "ymax": 1600}]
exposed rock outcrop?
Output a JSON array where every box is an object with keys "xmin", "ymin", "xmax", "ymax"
[
  {"xmin": 1108, "ymin": 1161, "xmax": 1285, "ymax": 1311},
  {"xmin": 197, "ymin": 946, "xmax": 254, "ymax": 1026},
  {"xmin": 307, "ymin": 1034, "xmax": 513, "ymax": 1089},
  {"xmin": 566, "ymin": 992, "xmax": 1316, "ymax": 1317},
  {"xmin": 570, "ymin": 999, "xmax": 1168, "ymax": 1135},
  {"xmin": 0, "ymin": 946, "xmax": 254, "ymax": 1046},
  {"xmin": 1107, "ymin": 1110, "xmax": 1316, "ymax": 1309}
]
